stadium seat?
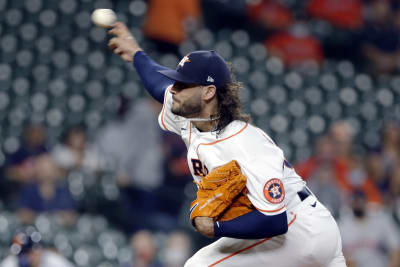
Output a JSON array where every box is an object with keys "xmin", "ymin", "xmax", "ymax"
[
  {"xmin": 266, "ymin": 57, "xmax": 285, "ymax": 76},
  {"xmin": 5, "ymin": 9, "xmax": 23, "ymax": 27},
  {"xmin": 214, "ymin": 40, "xmax": 233, "ymax": 60},
  {"xmin": 179, "ymin": 40, "xmax": 199, "ymax": 57},
  {"xmin": 194, "ymin": 29, "xmax": 215, "ymax": 50}
]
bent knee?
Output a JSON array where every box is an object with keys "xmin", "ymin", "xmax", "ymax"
[
  {"xmin": 184, "ymin": 253, "xmax": 207, "ymax": 267},
  {"xmin": 184, "ymin": 256, "xmax": 197, "ymax": 267}
]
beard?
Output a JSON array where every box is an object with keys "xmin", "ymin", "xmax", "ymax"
[{"xmin": 171, "ymin": 95, "xmax": 202, "ymax": 118}]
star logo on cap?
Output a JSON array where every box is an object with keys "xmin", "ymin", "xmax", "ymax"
[{"xmin": 178, "ymin": 55, "xmax": 191, "ymax": 67}]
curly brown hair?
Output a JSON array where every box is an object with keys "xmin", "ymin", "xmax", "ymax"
[{"xmin": 214, "ymin": 80, "xmax": 250, "ymax": 132}]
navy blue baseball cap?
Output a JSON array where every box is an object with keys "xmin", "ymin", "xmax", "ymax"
[{"xmin": 158, "ymin": 50, "xmax": 231, "ymax": 88}]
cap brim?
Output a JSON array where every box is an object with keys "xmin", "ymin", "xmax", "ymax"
[{"xmin": 158, "ymin": 69, "xmax": 197, "ymax": 84}]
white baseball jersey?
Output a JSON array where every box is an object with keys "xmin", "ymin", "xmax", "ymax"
[
  {"xmin": 158, "ymin": 86, "xmax": 346, "ymax": 267},
  {"xmin": 159, "ymin": 86, "xmax": 305, "ymax": 216}
]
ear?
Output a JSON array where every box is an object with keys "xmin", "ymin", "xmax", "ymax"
[{"xmin": 202, "ymin": 85, "xmax": 217, "ymax": 101}]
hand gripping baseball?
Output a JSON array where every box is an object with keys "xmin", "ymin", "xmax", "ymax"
[{"xmin": 108, "ymin": 22, "xmax": 142, "ymax": 62}]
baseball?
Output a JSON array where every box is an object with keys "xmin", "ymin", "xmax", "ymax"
[{"xmin": 91, "ymin": 9, "xmax": 117, "ymax": 28}]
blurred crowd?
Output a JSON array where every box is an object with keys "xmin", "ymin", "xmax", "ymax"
[
  {"xmin": 0, "ymin": 227, "xmax": 193, "ymax": 267},
  {"xmin": 0, "ymin": 95, "xmax": 197, "ymax": 266},
  {"xmin": 143, "ymin": 0, "xmax": 400, "ymax": 75},
  {"xmin": 295, "ymin": 120, "xmax": 400, "ymax": 267},
  {"xmin": 1, "ymin": 0, "xmax": 400, "ymax": 266},
  {"xmin": 3, "ymin": 110, "xmax": 400, "ymax": 266}
]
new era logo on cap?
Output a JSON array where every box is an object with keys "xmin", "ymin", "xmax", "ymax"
[{"xmin": 158, "ymin": 50, "xmax": 231, "ymax": 88}]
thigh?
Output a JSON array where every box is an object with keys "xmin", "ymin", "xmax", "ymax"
[
  {"xmin": 184, "ymin": 217, "xmax": 312, "ymax": 267},
  {"xmin": 321, "ymin": 220, "xmax": 346, "ymax": 267},
  {"xmin": 296, "ymin": 198, "xmax": 347, "ymax": 267},
  {"xmin": 184, "ymin": 200, "xmax": 346, "ymax": 267},
  {"xmin": 327, "ymin": 255, "xmax": 347, "ymax": 267},
  {"xmin": 184, "ymin": 236, "xmax": 288, "ymax": 267}
]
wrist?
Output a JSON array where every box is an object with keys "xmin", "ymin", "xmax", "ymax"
[
  {"xmin": 194, "ymin": 217, "xmax": 214, "ymax": 238},
  {"xmin": 214, "ymin": 221, "xmax": 221, "ymax": 237},
  {"xmin": 133, "ymin": 50, "xmax": 145, "ymax": 64},
  {"xmin": 131, "ymin": 47, "xmax": 143, "ymax": 58}
]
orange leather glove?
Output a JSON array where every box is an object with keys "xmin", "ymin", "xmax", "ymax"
[{"xmin": 190, "ymin": 160, "xmax": 254, "ymax": 226}]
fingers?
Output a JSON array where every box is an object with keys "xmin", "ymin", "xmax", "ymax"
[
  {"xmin": 108, "ymin": 22, "xmax": 121, "ymax": 35},
  {"xmin": 108, "ymin": 40, "xmax": 132, "ymax": 62},
  {"xmin": 108, "ymin": 37, "xmax": 119, "ymax": 49},
  {"xmin": 108, "ymin": 22, "xmax": 130, "ymax": 37},
  {"xmin": 108, "ymin": 38, "xmax": 122, "ymax": 55},
  {"xmin": 111, "ymin": 21, "xmax": 126, "ymax": 29},
  {"xmin": 113, "ymin": 47, "xmax": 122, "ymax": 55},
  {"xmin": 107, "ymin": 23, "xmax": 137, "ymax": 63}
]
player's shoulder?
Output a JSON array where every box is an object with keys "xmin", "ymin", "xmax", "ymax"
[
  {"xmin": 221, "ymin": 120, "xmax": 248, "ymax": 134},
  {"xmin": 221, "ymin": 120, "xmax": 263, "ymax": 134},
  {"xmin": 224, "ymin": 121, "xmax": 275, "ymax": 144},
  {"xmin": 223, "ymin": 121, "xmax": 282, "ymax": 154}
]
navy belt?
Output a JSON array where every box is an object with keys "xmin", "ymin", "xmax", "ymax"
[{"xmin": 297, "ymin": 187, "xmax": 312, "ymax": 201}]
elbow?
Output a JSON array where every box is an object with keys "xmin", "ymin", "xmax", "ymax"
[
  {"xmin": 279, "ymin": 222, "xmax": 288, "ymax": 235},
  {"xmin": 279, "ymin": 212, "xmax": 289, "ymax": 235},
  {"xmin": 258, "ymin": 222, "xmax": 287, "ymax": 238},
  {"xmin": 273, "ymin": 212, "xmax": 288, "ymax": 236},
  {"xmin": 259, "ymin": 212, "xmax": 288, "ymax": 238}
]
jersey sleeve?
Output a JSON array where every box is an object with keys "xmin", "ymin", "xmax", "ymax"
[
  {"xmin": 241, "ymin": 147, "xmax": 286, "ymax": 216},
  {"xmin": 158, "ymin": 85, "xmax": 186, "ymax": 135},
  {"xmin": 235, "ymin": 128, "xmax": 287, "ymax": 216}
]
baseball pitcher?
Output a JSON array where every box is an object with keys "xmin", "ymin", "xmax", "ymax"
[{"xmin": 108, "ymin": 22, "xmax": 347, "ymax": 267}]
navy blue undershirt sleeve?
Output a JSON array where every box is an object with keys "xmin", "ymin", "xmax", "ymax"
[
  {"xmin": 214, "ymin": 210, "xmax": 288, "ymax": 239},
  {"xmin": 133, "ymin": 51, "xmax": 173, "ymax": 103}
]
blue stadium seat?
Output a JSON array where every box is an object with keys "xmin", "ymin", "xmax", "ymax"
[
  {"xmin": 159, "ymin": 54, "xmax": 179, "ymax": 69},
  {"xmin": 266, "ymin": 57, "xmax": 284, "ymax": 76},
  {"xmin": 231, "ymin": 30, "xmax": 250, "ymax": 50},
  {"xmin": 214, "ymin": 40, "xmax": 233, "ymax": 60},
  {"xmin": 24, "ymin": 0, "xmax": 42, "ymax": 14},
  {"xmin": 38, "ymin": 9, "xmax": 58, "ymax": 29},
  {"xmin": 5, "ymin": 9, "xmax": 23, "ymax": 27},
  {"xmin": 71, "ymin": 37, "xmax": 89, "ymax": 56},
  {"xmin": 194, "ymin": 29, "xmax": 215, "ymax": 50},
  {"xmin": 52, "ymin": 50, "xmax": 71, "ymax": 69}
]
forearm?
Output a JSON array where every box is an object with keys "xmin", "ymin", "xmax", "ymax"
[
  {"xmin": 214, "ymin": 210, "xmax": 288, "ymax": 239},
  {"xmin": 195, "ymin": 210, "xmax": 288, "ymax": 239},
  {"xmin": 133, "ymin": 51, "xmax": 173, "ymax": 103}
]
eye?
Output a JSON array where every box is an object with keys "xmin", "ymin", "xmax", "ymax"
[
  {"xmin": 174, "ymin": 82, "xmax": 189, "ymax": 91},
  {"xmin": 173, "ymin": 82, "xmax": 197, "ymax": 91},
  {"xmin": 173, "ymin": 82, "xmax": 184, "ymax": 91}
]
